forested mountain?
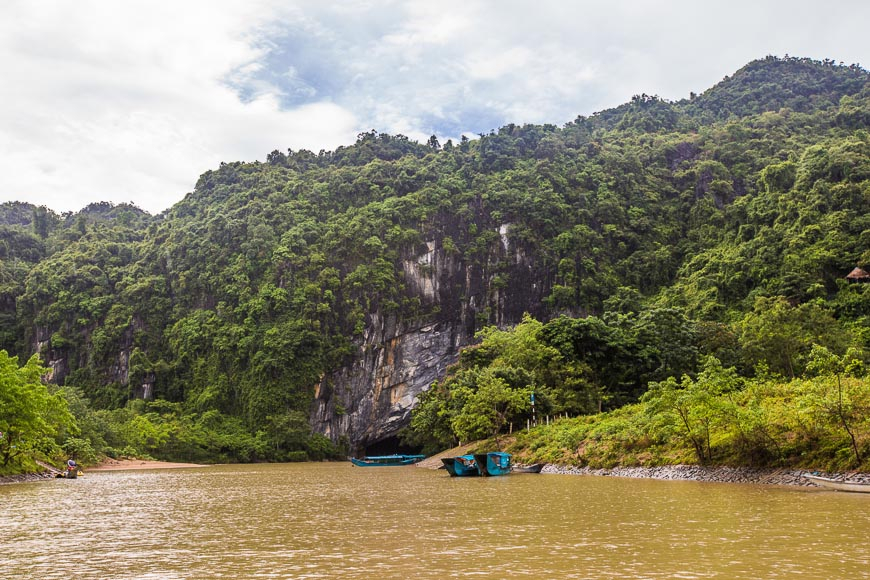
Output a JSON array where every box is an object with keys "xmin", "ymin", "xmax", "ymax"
[{"xmin": 1, "ymin": 56, "xmax": 868, "ymax": 462}]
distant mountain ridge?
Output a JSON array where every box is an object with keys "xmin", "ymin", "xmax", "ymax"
[{"xmin": 0, "ymin": 55, "xmax": 867, "ymax": 455}]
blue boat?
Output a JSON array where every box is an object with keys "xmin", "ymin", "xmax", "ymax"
[
  {"xmin": 350, "ymin": 454, "xmax": 425, "ymax": 467},
  {"xmin": 441, "ymin": 454, "xmax": 479, "ymax": 477},
  {"xmin": 473, "ymin": 452, "xmax": 512, "ymax": 476}
]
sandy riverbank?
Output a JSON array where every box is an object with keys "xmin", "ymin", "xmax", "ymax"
[
  {"xmin": 0, "ymin": 459, "xmax": 208, "ymax": 484},
  {"xmin": 88, "ymin": 459, "xmax": 208, "ymax": 471}
]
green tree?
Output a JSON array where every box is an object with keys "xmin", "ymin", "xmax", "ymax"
[
  {"xmin": 450, "ymin": 369, "xmax": 532, "ymax": 449},
  {"xmin": 0, "ymin": 352, "xmax": 76, "ymax": 467},
  {"xmin": 738, "ymin": 297, "xmax": 849, "ymax": 378},
  {"xmin": 805, "ymin": 345, "xmax": 867, "ymax": 465},
  {"xmin": 642, "ymin": 357, "xmax": 736, "ymax": 463},
  {"xmin": 408, "ymin": 382, "xmax": 460, "ymax": 452}
]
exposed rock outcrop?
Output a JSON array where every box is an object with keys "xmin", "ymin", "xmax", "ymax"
[{"xmin": 310, "ymin": 225, "xmax": 553, "ymax": 451}]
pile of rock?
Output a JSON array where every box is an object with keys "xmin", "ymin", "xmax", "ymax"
[{"xmin": 540, "ymin": 464, "xmax": 850, "ymax": 487}]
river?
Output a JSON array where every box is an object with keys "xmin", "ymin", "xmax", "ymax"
[{"xmin": 2, "ymin": 462, "xmax": 869, "ymax": 578}]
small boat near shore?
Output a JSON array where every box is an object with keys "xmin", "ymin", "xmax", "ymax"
[
  {"xmin": 474, "ymin": 452, "xmax": 512, "ymax": 476},
  {"xmin": 350, "ymin": 454, "xmax": 425, "ymax": 467},
  {"xmin": 803, "ymin": 474, "xmax": 870, "ymax": 493},
  {"xmin": 441, "ymin": 455, "xmax": 479, "ymax": 477},
  {"xmin": 53, "ymin": 460, "xmax": 82, "ymax": 479}
]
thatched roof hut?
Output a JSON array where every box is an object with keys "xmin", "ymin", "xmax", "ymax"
[{"xmin": 846, "ymin": 267, "xmax": 870, "ymax": 282}]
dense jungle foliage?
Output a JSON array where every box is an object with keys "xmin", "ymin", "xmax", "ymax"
[{"xmin": 1, "ymin": 56, "xmax": 869, "ymax": 472}]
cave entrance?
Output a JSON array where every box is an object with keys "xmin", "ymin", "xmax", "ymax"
[{"xmin": 363, "ymin": 435, "xmax": 422, "ymax": 457}]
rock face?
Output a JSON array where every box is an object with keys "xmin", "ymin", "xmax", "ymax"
[
  {"xmin": 310, "ymin": 317, "xmax": 462, "ymax": 452},
  {"xmin": 34, "ymin": 319, "xmax": 140, "ymax": 394},
  {"xmin": 309, "ymin": 225, "xmax": 554, "ymax": 451}
]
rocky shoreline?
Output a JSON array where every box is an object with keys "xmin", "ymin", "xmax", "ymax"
[
  {"xmin": 541, "ymin": 463, "xmax": 870, "ymax": 488},
  {"xmin": 0, "ymin": 471, "xmax": 57, "ymax": 485},
  {"xmin": 5, "ymin": 462, "xmax": 869, "ymax": 489}
]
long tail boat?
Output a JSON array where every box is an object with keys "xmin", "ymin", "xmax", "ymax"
[
  {"xmin": 441, "ymin": 454, "xmax": 479, "ymax": 476},
  {"xmin": 512, "ymin": 463, "xmax": 544, "ymax": 473},
  {"xmin": 473, "ymin": 452, "xmax": 512, "ymax": 476},
  {"xmin": 350, "ymin": 454, "xmax": 425, "ymax": 467},
  {"xmin": 803, "ymin": 474, "xmax": 870, "ymax": 493}
]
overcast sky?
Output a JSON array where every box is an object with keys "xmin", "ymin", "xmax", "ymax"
[{"xmin": 1, "ymin": 1, "xmax": 867, "ymax": 215}]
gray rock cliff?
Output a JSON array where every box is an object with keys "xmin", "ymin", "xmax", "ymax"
[{"xmin": 309, "ymin": 224, "xmax": 553, "ymax": 451}]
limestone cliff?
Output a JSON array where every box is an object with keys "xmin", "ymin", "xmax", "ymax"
[{"xmin": 310, "ymin": 224, "xmax": 553, "ymax": 450}]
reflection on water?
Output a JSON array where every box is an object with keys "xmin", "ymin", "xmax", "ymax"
[{"xmin": 2, "ymin": 462, "xmax": 870, "ymax": 579}]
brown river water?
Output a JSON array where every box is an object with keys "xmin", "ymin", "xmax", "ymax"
[{"xmin": 2, "ymin": 462, "xmax": 869, "ymax": 579}]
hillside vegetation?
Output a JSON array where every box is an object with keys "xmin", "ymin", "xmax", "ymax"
[{"xmin": 1, "ymin": 56, "xmax": 868, "ymax": 471}]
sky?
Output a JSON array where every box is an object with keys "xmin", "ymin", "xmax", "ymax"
[{"xmin": 1, "ymin": 1, "xmax": 868, "ymax": 215}]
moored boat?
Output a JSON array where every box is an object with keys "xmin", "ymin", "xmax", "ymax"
[
  {"xmin": 512, "ymin": 463, "xmax": 544, "ymax": 474},
  {"xmin": 803, "ymin": 474, "xmax": 870, "ymax": 493},
  {"xmin": 473, "ymin": 452, "xmax": 512, "ymax": 476},
  {"xmin": 350, "ymin": 454, "xmax": 425, "ymax": 467},
  {"xmin": 441, "ymin": 455, "xmax": 479, "ymax": 477}
]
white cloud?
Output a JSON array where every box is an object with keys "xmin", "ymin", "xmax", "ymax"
[
  {"xmin": 0, "ymin": 0, "xmax": 358, "ymax": 214},
  {"xmin": 0, "ymin": 0, "xmax": 868, "ymax": 214}
]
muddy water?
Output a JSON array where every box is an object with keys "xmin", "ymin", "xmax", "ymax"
[{"xmin": 2, "ymin": 462, "xmax": 869, "ymax": 578}]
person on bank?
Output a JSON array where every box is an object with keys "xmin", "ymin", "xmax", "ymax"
[{"xmin": 63, "ymin": 459, "xmax": 78, "ymax": 479}]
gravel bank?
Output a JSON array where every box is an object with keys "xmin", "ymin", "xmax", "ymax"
[
  {"xmin": 416, "ymin": 443, "xmax": 869, "ymax": 489},
  {"xmin": 541, "ymin": 464, "xmax": 870, "ymax": 488},
  {"xmin": 0, "ymin": 472, "xmax": 56, "ymax": 485}
]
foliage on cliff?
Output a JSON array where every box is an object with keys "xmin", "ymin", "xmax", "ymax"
[{"xmin": 0, "ymin": 56, "xmax": 869, "ymax": 467}]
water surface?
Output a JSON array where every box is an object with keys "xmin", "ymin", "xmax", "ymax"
[{"xmin": 2, "ymin": 462, "xmax": 869, "ymax": 578}]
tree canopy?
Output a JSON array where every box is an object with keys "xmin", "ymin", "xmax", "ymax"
[{"xmin": 0, "ymin": 56, "xmax": 868, "ymax": 468}]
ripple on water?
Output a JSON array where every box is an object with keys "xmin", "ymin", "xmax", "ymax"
[{"xmin": 3, "ymin": 464, "xmax": 870, "ymax": 578}]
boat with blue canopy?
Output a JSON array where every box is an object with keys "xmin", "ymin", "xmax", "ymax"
[
  {"xmin": 350, "ymin": 454, "xmax": 425, "ymax": 467},
  {"xmin": 441, "ymin": 454, "xmax": 479, "ymax": 476},
  {"xmin": 473, "ymin": 452, "xmax": 512, "ymax": 476}
]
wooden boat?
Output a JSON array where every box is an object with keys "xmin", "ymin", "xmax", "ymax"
[
  {"xmin": 350, "ymin": 454, "xmax": 425, "ymax": 467},
  {"xmin": 803, "ymin": 474, "xmax": 870, "ymax": 493},
  {"xmin": 473, "ymin": 452, "xmax": 512, "ymax": 476},
  {"xmin": 512, "ymin": 463, "xmax": 544, "ymax": 474},
  {"xmin": 441, "ymin": 455, "xmax": 479, "ymax": 477}
]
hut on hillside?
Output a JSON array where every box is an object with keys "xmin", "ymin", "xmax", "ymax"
[{"xmin": 846, "ymin": 267, "xmax": 870, "ymax": 283}]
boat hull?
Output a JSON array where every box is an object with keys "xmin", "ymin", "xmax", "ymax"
[
  {"xmin": 441, "ymin": 457, "xmax": 458, "ymax": 475},
  {"xmin": 803, "ymin": 474, "xmax": 870, "ymax": 493},
  {"xmin": 512, "ymin": 463, "xmax": 544, "ymax": 474},
  {"xmin": 473, "ymin": 452, "xmax": 512, "ymax": 476},
  {"xmin": 351, "ymin": 454, "xmax": 425, "ymax": 467}
]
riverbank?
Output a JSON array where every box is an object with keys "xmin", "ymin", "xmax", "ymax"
[
  {"xmin": 4, "ymin": 457, "xmax": 865, "ymax": 488},
  {"xmin": 0, "ymin": 459, "xmax": 208, "ymax": 484},
  {"xmin": 88, "ymin": 459, "xmax": 208, "ymax": 471},
  {"xmin": 416, "ymin": 444, "xmax": 869, "ymax": 488},
  {"xmin": 0, "ymin": 472, "xmax": 57, "ymax": 485},
  {"xmin": 540, "ymin": 464, "xmax": 856, "ymax": 487}
]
